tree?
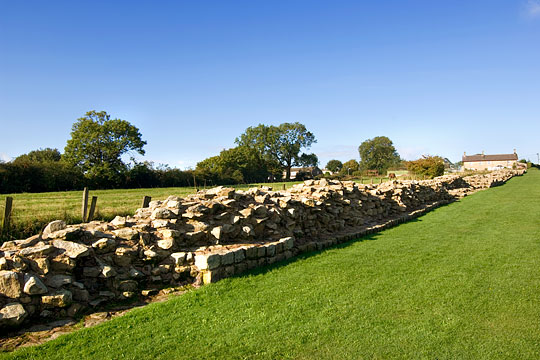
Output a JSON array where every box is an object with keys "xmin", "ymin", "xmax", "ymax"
[
  {"xmin": 13, "ymin": 148, "xmax": 62, "ymax": 164},
  {"xmin": 235, "ymin": 122, "xmax": 316, "ymax": 180},
  {"xmin": 340, "ymin": 159, "xmax": 360, "ymax": 175},
  {"xmin": 325, "ymin": 159, "xmax": 343, "ymax": 173},
  {"xmin": 358, "ymin": 136, "xmax": 400, "ymax": 173},
  {"xmin": 406, "ymin": 155, "xmax": 445, "ymax": 179},
  {"xmin": 196, "ymin": 146, "xmax": 271, "ymax": 185},
  {"xmin": 298, "ymin": 153, "xmax": 319, "ymax": 168},
  {"xmin": 64, "ymin": 111, "xmax": 146, "ymax": 187}
]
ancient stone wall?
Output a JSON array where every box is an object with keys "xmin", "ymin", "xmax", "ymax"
[{"xmin": 0, "ymin": 170, "xmax": 524, "ymax": 329}]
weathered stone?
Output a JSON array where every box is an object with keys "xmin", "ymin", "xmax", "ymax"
[
  {"xmin": 210, "ymin": 226, "xmax": 223, "ymax": 240},
  {"xmin": 47, "ymin": 274, "xmax": 73, "ymax": 288},
  {"xmin": 83, "ymin": 267, "xmax": 101, "ymax": 277},
  {"xmin": 0, "ymin": 303, "xmax": 27, "ymax": 327},
  {"xmin": 242, "ymin": 225, "xmax": 255, "ymax": 237},
  {"xmin": 29, "ymin": 257, "xmax": 50, "ymax": 274},
  {"xmin": 129, "ymin": 267, "xmax": 143, "ymax": 278},
  {"xmin": 221, "ymin": 252, "xmax": 234, "ymax": 266},
  {"xmin": 233, "ymin": 248, "xmax": 245, "ymax": 263},
  {"xmin": 157, "ymin": 238, "xmax": 175, "ymax": 250},
  {"xmin": 265, "ymin": 244, "xmax": 276, "ymax": 257},
  {"xmin": 11, "ymin": 256, "xmax": 27, "ymax": 271},
  {"xmin": 42, "ymin": 220, "xmax": 66, "ymax": 237},
  {"xmin": 92, "ymin": 238, "xmax": 116, "ymax": 253},
  {"xmin": 50, "ymin": 254, "xmax": 76, "ymax": 272},
  {"xmin": 47, "ymin": 227, "xmax": 82, "ymax": 241},
  {"xmin": 118, "ymin": 280, "xmax": 138, "ymax": 292},
  {"xmin": 281, "ymin": 237, "xmax": 294, "ymax": 250},
  {"xmin": 245, "ymin": 246, "xmax": 258, "ymax": 259},
  {"xmin": 113, "ymin": 228, "xmax": 139, "ymax": 240},
  {"xmin": 151, "ymin": 208, "xmax": 176, "ymax": 220},
  {"xmin": 52, "ymin": 240, "xmax": 90, "ymax": 259},
  {"xmin": 114, "ymin": 247, "xmax": 135, "ymax": 267},
  {"xmin": 151, "ymin": 219, "xmax": 169, "ymax": 229},
  {"xmin": 67, "ymin": 303, "xmax": 83, "ymax": 317},
  {"xmin": 184, "ymin": 231, "xmax": 207, "ymax": 244},
  {"xmin": 170, "ymin": 252, "xmax": 186, "ymax": 265},
  {"xmin": 110, "ymin": 216, "xmax": 127, "ymax": 228},
  {"xmin": 0, "ymin": 271, "xmax": 21, "ymax": 298},
  {"xmin": 72, "ymin": 288, "xmax": 90, "ymax": 302},
  {"xmin": 42, "ymin": 289, "xmax": 72, "ymax": 308},
  {"xmin": 18, "ymin": 244, "xmax": 55, "ymax": 257},
  {"xmin": 141, "ymin": 289, "xmax": 158, "ymax": 296},
  {"xmin": 194, "ymin": 253, "xmax": 221, "ymax": 270},
  {"xmin": 143, "ymin": 249, "xmax": 160, "ymax": 260},
  {"xmin": 202, "ymin": 268, "xmax": 223, "ymax": 284},
  {"xmin": 100, "ymin": 265, "xmax": 117, "ymax": 278},
  {"xmin": 23, "ymin": 274, "xmax": 48, "ymax": 295}
]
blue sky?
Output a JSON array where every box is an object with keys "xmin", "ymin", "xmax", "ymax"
[{"xmin": 1, "ymin": 0, "xmax": 539, "ymax": 168}]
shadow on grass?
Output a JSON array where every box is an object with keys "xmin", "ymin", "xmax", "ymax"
[{"xmin": 233, "ymin": 217, "xmax": 427, "ymax": 280}]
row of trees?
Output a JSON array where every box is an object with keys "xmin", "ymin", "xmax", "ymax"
[
  {"xmin": 324, "ymin": 136, "xmax": 447, "ymax": 179},
  {"xmin": 1, "ymin": 110, "xmax": 450, "ymax": 193},
  {"xmin": 1, "ymin": 112, "xmax": 321, "ymax": 193}
]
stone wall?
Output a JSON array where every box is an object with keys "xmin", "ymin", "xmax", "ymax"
[{"xmin": 0, "ymin": 170, "xmax": 524, "ymax": 329}]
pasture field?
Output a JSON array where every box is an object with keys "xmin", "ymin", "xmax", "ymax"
[
  {"xmin": 0, "ymin": 178, "xmax": 391, "ymax": 242},
  {"xmin": 2, "ymin": 169, "xmax": 539, "ymax": 359}
]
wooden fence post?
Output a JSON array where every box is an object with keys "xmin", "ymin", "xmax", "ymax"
[
  {"xmin": 2, "ymin": 196, "xmax": 13, "ymax": 234},
  {"xmin": 82, "ymin": 187, "xmax": 89, "ymax": 222},
  {"xmin": 282, "ymin": 183, "xmax": 286, "ymax": 191},
  {"xmin": 87, "ymin": 196, "xmax": 98, "ymax": 222},
  {"xmin": 141, "ymin": 196, "xmax": 151, "ymax": 208}
]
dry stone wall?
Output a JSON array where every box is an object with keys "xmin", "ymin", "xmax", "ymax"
[{"xmin": 0, "ymin": 170, "xmax": 524, "ymax": 329}]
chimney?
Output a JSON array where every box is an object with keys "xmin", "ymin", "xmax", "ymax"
[
  {"xmin": 513, "ymin": 148, "xmax": 517, "ymax": 154},
  {"xmin": 463, "ymin": 151, "xmax": 466, "ymax": 156},
  {"xmin": 482, "ymin": 150, "xmax": 485, "ymax": 156}
]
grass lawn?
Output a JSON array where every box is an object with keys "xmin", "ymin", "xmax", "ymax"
[{"xmin": 3, "ymin": 169, "xmax": 540, "ymax": 359}]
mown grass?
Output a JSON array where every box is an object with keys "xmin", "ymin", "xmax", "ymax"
[{"xmin": 3, "ymin": 169, "xmax": 539, "ymax": 359}]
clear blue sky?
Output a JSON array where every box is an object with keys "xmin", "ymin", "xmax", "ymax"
[{"xmin": 1, "ymin": 0, "xmax": 540, "ymax": 168}]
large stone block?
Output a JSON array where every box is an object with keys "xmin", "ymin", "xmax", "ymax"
[
  {"xmin": 0, "ymin": 303, "xmax": 27, "ymax": 327},
  {"xmin": 0, "ymin": 271, "xmax": 21, "ymax": 298},
  {"xmin": 194, "ymin": 253, "xmax": 221, "ymax": 270}
]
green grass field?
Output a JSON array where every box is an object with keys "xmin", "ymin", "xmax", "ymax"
[
  {"xmin": 0, "ymin": 177, "xmax": 392, "ymax": 242},
  {"xmin": 2, "ymin": 169, "xmax": 539, "ymax": 359}
]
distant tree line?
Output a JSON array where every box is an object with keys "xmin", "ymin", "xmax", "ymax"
[
  {"xmin": 0, "ymin": 111, "xmax": 453, "ymax": 194},
  {"xmin": 0, "ymin": 112, "xmax": 319, "ymax": 193}
]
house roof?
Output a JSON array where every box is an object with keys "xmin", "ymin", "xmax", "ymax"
[{"xmin": 463, "ymin": 153, "xmax": 518, "ymax": 162}]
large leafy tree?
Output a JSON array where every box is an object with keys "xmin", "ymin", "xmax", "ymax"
[
  {"xmin": 64, "ymin": 111, "xmax": 146, "ymax": 187},
  {"xmin": 325, "ymin": 159, "xmax": 343, "ymax": 173},
  {"xmin": 358, "ymin": 136, "xmax": 400, "ymax": 173},
  {"xmin": 298, "ymin": 153, "xmax": 319, "ymax": 168},
  {"xmin": 235, "ymin": 122, "xmax": 316, "ymax": 180},
  {"xmin": 340, "ymin": 159, "xmax": 360, "ymax": 175},
  {"xmin": 196, "ymin": 146, "xmax": 270, "ymax": 184}
]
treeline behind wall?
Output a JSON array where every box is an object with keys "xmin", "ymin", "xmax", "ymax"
[{"xmin": 0, "ymin": 161, "xmax": 203, "ymax": 194}]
